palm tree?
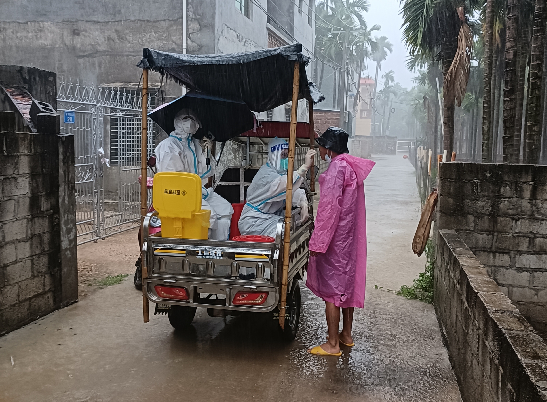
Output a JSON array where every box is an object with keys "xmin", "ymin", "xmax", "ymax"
[
  {"xmin": 514, "ymin": 1, "xmax": 534, "ymax": 162},
  {"xmin": 351, "ymin": 23, "xmax": 381, "ymax": 115},
  {"xmin": 524, "ymin": 0, "xmax": 546, "ymax": 164},
  {"xmin": 482, "ymin": 0, "xmax": 495, "ymax": 162},
  {"xmin": 379, "ymin": 70, "xmax": 396, "ymax": 134},
  {"xmin": 371, "ymin": 36, "xmax": 393, "ymax": 135},
  {"xmin": 315, "ymin": 0, "xmax": 379, "ymax": 129},
  {"xmin": 401, "ymin": 0, "xmax": 479, "ymax": 158},
  {"xmin": 503, "ymin": 0, "xmax": 520, "ymax": 162}
]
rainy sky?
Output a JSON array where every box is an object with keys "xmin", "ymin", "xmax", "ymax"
[{"xmin": 363, "ymin": 0, "xmax": 415, "ymax": 89}]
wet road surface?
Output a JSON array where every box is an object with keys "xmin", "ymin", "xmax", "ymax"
[{"xmin": 0, "ymin": 154, "xmax": 461, "ymax": 401}]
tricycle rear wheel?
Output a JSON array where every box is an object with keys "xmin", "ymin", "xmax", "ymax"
[
  {"xmin": 168, "ymin": 305, "xmax": 197, "ymax": 330},
  {"xmin": 280, "ymin": 280, "xmax": 301, "ymax": 341}
]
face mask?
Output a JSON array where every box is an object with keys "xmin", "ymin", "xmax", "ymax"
[
  {"xmin": 325, "ymin": 153, "xmax": 332, "ymax": 164},
  {"xmin": 279, "ymin": 158, "xmax": 289, "ymax": 171}
]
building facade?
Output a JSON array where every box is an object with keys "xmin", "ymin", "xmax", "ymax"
[
  {"xmin": 0, "ymin": 0, "xmax": 315, "ymax": 98},
  {"xmin": 355, "ymin": 77, "xmax": 375, "ymax": 137}
]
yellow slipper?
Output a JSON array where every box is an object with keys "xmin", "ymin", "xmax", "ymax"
[
  {"xmin": 339, "ymin": 340, "xmax": 355, "ymax": 347},
  {"xmin": 308, "ymin": 345, "xmax": 342, "ymax": 356}
]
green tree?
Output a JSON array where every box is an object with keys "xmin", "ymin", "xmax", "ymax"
[
  {"xmin": 315, "ymin": 0, "xmax": 381, "ymax": 130},
  {"xmin": 401, "ymin": 0, "xmax": 479, "ymax": 158}
]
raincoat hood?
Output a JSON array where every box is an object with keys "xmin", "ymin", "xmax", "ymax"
[{"xmin": 336, "ymin": 154, "xmax": 375, "ymax": 182}]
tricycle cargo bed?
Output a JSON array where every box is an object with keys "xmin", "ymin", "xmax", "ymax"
[{"xmin": 142, "ymin": 221, "xmax": 311, "ymax": 313}]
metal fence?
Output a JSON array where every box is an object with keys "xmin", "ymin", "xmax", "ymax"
[{"xmin": 58, "ymin": 81, "xmax": 155, "ymax": 245}]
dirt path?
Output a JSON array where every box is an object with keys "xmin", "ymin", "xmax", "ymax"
[{"xmin": 77, "ymin": 229, "xmax": 139, "ymax": 298}]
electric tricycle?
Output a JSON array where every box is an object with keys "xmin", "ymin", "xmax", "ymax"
[{"xmin": 137, "ymin": 44, "xmax": 324, "ymax": 340}]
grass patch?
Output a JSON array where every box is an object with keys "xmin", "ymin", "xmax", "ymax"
[
  {"xmin": 397, "ymin": 240, "xmax": 434, "ymax": 304},
  {"xmin": 96, "ymin": 274, "xmax": 129, "ymax": 287}
]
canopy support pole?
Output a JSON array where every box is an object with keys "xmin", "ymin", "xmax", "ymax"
[
  {"xmin": 279, "ymin": 62, "xmax": 300, "ymax": 330},
  {"xmin": 141, "ymin": 68, "xmax": 150, "ymax": 324},
  {"xmin": 308, "ymin": 100, "xmax": 316, "ymax": 193}
]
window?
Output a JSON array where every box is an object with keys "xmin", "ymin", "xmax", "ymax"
[
  {"xmin": 268, "ymin": 29, "xmax": 288, "ymax": 48},
  {"xmin": 107, "ymin": 85, "xmax": 159, "ymax": 166},
  {"xmin": 360, "ymin": 109, "xmax": 371, "ymax": 119},
  {"xmin": 299, "ymin": 0, "xmax": 304, "ymax": 14},
  {"xmin": 308, "ymin": 0, "xmax": 313, "ymax": 25},
  {"xmin": 235, "ymin": 0, "xmax": 250, "ymax": 18}
]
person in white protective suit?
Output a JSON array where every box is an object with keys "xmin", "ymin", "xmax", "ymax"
[
  {"xmin": 154, "ymin": 109, "xmax": 234, "ymax": 240},
  {"xmin": 238, "ymin": 138, "xmax": 316, "ymax": 238}
]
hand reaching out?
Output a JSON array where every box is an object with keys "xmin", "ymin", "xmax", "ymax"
[{"xmin": 304, "ymin": 149, "xmax": 317, "ymax": 169}]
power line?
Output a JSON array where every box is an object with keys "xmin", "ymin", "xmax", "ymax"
[
  {"xmin": 251, "ymin": 0, "xmax": 344, "ymax": 71},
  {"xmin": 249, "ymin": 0, "xmax": 365, "ymax": 96}
]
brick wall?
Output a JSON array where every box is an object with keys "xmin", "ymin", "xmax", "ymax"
[
  {"xmin": 313, "ymin": 109, "xmax": 340, "ymax": 135},
  {"xmin": 435, "ymin": 230, "xmax": 547, "ymax": 402},
  {"xmin": 438, "ymin": 163, "xmax": 547, "ymax": 333},
  {"xmin": 0, "ymin": 67, "xmax": 77, "ymax": 336}
]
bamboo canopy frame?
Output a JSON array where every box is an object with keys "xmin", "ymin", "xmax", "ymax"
[
  {"xmin": 141, "ymin": 69, "xmax": 150, "ymax": 323},
  {"xmin": 279, "ymin": 62, "xmax": 300, "ymax": 329},
  {"xmin": 138, "ymin": 46, "xmax": 322, "ymax": 325}
]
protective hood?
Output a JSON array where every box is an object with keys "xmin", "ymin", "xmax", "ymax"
[
  {"xmin": 337, "ymin": 154, "xmax": 375, "ymax": 182},
  {"xmin": 172, "ymin": 109, "xmax": 201, "ymax": 138},
  {"xmin": 267, "ymin": 137, "xmax": 289, "ymax": 174}
]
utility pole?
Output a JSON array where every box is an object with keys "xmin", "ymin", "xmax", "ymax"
[{"xmin": 182, "ymin": 0, "xmax": 187, "ymax": 96}]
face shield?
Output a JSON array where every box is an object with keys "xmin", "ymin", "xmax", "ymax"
[{"xmin": 268, "ymin": 138, "xmax": 289, "ymax": 173}]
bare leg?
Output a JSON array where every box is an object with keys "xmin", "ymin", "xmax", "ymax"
[
  {"xmin": 340, "ymin": 307, "xmax": 354, "ymax": 345},
  {"xmin": 310, "ymin": 301, "xmax": 341, "ymax": 354}
]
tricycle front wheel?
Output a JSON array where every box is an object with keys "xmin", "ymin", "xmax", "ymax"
[{"xmin": 133, "ymin": 258, "xmax": 142, "ymax": 291}]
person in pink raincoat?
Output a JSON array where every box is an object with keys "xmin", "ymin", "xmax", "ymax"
[{"xmin": 306, "ymin": 127, "xmax": 375, "ymax": 357}]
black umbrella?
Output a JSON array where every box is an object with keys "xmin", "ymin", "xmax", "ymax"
[{"xmin": 148, "ymin": 92, "xmax": 255, "ymax": 142}]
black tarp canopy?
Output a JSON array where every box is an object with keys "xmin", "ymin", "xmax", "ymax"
[{"xmin": 137, "ymin": 44, "xmax": 324, "ymax": 112}]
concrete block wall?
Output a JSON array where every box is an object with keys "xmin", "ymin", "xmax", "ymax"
[
  {"xmin": 438, "ymin": 163, "xmax": 547, "ymax": 332},
  {"xmin": 435, "ymin": 230, "xmax": 547, "ymax": 402},
  {"xmin": 0, "ymin": 103, "xmax": 77, "ymax": 335}
]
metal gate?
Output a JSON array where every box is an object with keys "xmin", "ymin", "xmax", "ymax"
[{"xmin": 58, "ymin": 81, "xmax": 155, "ymax": 245}]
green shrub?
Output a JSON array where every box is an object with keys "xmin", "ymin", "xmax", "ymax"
[
  {"xmin": 397, "ymin": 240, "xmax": 435, "ymax": 304},
  {"xmin": 96, "ymin": 274, "xmax": 129, "ymax": 287}
]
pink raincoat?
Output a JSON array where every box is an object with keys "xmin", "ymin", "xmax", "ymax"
[{"xmin": 306, "ymin": 154, "xmax": 375, "ymax": 308}]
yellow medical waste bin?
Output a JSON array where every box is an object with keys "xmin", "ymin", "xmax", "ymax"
[{"xmin": 152, "ymin": 172, "xmax": 211, "ymax": 239}]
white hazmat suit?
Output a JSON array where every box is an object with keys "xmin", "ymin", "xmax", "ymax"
[
  {"xmin": 154, "ymin": 110, "xmax": 234, "ymax": 240},
  {"xmin": 238, "ymin": 138, "xmax": 315, "ymax": 238}
]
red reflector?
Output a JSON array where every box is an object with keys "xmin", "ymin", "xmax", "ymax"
[
  {"xmin": 232, "ymin": 291, "xmax": 268, "ymax": 306},
  {"xmin": 232, "ymin": 235, "xmax": 275, "ymax": 243},
  {"xmin": 155, "ymin": 285, "xmax": 189, "ymax": 300}
]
